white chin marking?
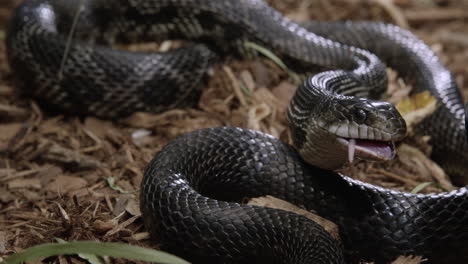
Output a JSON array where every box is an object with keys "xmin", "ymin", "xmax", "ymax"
[{"xmin": 348, "ymin": 138, "xmax": 356, "ymax": 163}]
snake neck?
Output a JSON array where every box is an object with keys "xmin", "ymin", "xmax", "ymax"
[
  {"xmin": 300, "ymin": 120, "xmax": 350, "ymax": 170},
  {"xmin": 287, "ymin": 87, "xmax": 348, "ymax": 169}
]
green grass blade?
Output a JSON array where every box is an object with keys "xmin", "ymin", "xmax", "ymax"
[
  {"xmin": 239, "ymin": 82, "xmax": 253, "ymax": 97},
  {"xmin": 106, "ymin": 177, "xmax": 129, "ymax": 194},
  {"xmin": 3, "ymin": 241, "xmax": 190, "ymax": 264},
  {"xmin": 78, "ymin": 253, "xmax": 104, "ymax": 264},
  {"xmin": 244, "ymin": 42, "xmax": 301, "ymax": 84},
  {"xmin": 244, "ymin": 42, "xmax": 289, "ymax": 71},
  {"xmin": 411, "ymin": 182, "xmax": 433, "ymax": 193},
  {"xmin": 55, "ymin": 238, "xmax": 103, "ymax": 264}
]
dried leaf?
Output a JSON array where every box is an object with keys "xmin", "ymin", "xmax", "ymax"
[
  {"xmin": 398, "ymin": 144, "xmax": 454, "ymax": 190},
  {"xmin": 390, "ymin": 255, "xmax": 425, "ymax": 264},
  {"xmin": 396, "ymin": 91, "xmax": 438, "ymax": 133},
  {"xmin": 8, "ymin": 178, "xmax": 42, "ymax": 189},
  {"xmin": 248, "ymin": 195, "xmax": 340, "ymax": 241},
  {"xmin": 0, "ymin": 231, "xmax": 8, "ymax": 254},
  {"xmin": 271, "ymin": 81, "xmax": 297, "ymax": 113},
  {"xmin": 44, "ymin": 143, "xmax": 104, "ymax": 169},
  {"xmin": 125, "ymin": 198, "xmax": 141, "ymax": 216},
  {"xmin": 83, "ymin": 117, "xmax": 115, "ymax": 139},
  {"xmin": 46, "ymin": 175, "xmax": 88, "ymax": 194},
  {"xmin": 0, "ymin": 123, "xmax": 23, "ymax": 141}
]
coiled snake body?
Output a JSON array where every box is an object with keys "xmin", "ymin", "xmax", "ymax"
[{"xmin": 6, "ymin": 0, "xmax": 468, "ymax": 263}]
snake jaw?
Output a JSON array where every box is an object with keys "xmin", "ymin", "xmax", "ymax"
[
  {"xmin": 337, "ymin": 137, "xmax": 396, "ymax": 164},
  {"xmin": 324, "ymin": 122, "xmax": 400, "ymax": 164}
]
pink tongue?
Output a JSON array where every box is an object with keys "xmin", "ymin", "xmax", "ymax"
[{"xmin": 355, "ymin": 139, "xmax": 394, "ymax": 159}]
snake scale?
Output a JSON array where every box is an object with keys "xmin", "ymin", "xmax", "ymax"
[{"xmin": 6, "ymin": 0, "xmax": 468, "ymax": 263}]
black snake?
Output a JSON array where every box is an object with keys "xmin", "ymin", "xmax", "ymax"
[{"xmin": 5, "ymin": 0, "xmax": 468, "ymax": 263}]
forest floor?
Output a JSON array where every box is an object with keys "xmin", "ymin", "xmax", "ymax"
[{"xmin": 1, "ymin": 0, "xmax": 467, "ymax": 263}]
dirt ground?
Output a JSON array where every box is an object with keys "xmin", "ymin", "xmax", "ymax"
[{"xmin": 0, "ymin": 0, "xmax": 467, "ymax": 263}]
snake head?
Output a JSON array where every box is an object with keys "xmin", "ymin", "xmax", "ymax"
[{"xmin": 318, "ymin": 97, "xmax": 407, "ymax": 164}]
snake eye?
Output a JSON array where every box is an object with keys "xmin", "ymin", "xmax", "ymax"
[{"xmin": 354, "ymin": 109, "xmax": 367, "ymax": 124}]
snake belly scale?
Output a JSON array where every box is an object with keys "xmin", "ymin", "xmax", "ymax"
[{"xmin": 5, "ymin": 0, "xmax": 468, "ymax": 263}]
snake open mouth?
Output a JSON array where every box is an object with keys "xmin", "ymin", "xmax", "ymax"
[{"xmin": 338, "ymin": 138, "xmax": 396, "ymax": 163}]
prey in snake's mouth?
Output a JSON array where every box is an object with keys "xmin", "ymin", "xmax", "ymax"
[{"xmin": 337, "ymin": 137, "xmax": 396, "ymax": 164}]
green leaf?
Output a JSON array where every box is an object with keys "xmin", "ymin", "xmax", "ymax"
[
  {"xmin": 244, "ymin": 42, "xmax": 288, "ymax": 71},
  {"xmin": 411, "ymin": 182, "xmax": 433, "ymax": 193},
  {"xmin": 239, "ymin": 82, "xmax": 253, "ymax": 97},
  {"xmin": 78, "ymin": 253, "xmax": 104, "ymax": 264},
  {"xmin": 106, "ymin": 177, "xmax": 128, "ymax": 194},
  {"xmin": 55, "ymin": 238, "xmax": 103, "ymax": 264},
  {"xmin": 3, "ymin": 241, "xmax": 190, "ymax": 264}
]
